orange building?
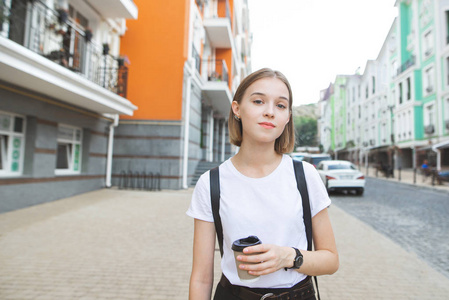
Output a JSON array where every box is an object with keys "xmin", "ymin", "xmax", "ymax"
[{"xmin": 115, "ymin": 0, "xmax": 252, "ymax": 189}]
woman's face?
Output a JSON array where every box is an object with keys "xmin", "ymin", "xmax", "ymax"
[{"xmin": 232, "ymin": 77, "xmax": 291, "ymax": 146}]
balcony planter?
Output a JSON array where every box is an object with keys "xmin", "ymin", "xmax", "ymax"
[
  {"xmin": 102, "ymin": 43, "xmax": 110, "ymax": 55},
  {"xmin": 57, "ymin": 9, "xmax": 69, "ymax": 24},
  {"xmin": 424, "ymin": 124, "xmax": 435, "ymax": 135},
  {"xmin": 84, "ymin": 28, "xmax": 93, "ymax": 42}
]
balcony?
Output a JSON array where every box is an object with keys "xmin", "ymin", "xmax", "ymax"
[
  {"xmin": 0, "ymin": 0, "xmax": 135, "ymax": 115},
  {"xmin": 87, "ymin": 0, "xmax": 138, "ymax": 19},
  {"xmin": 396, "ymin": 55, "xmax": 415, "ymax": 77},
  {"xmin": 203, "ymin": 0, "xmax": 232, "ymax": 48},
  {"xmin": 424, "ymin": 124, "xmax": 435, "ymax": 135},
  {"xmin": 201, "ymin": 59, "xmax": 232, "ymax": 117}
]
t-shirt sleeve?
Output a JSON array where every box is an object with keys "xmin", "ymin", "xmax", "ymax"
[
  {"xmin": 186, "ymin": 171, "xmax": 214, "ymax": 223},
  {"xmin": 302, "ymin": 162, "xmax": 332, "ymax": 217}
]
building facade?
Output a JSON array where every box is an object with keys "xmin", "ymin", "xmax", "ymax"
[
  {"xmin": 319, "ymin": 0, "xmax": 449, "ymax": 172},
  {"xmin": 0, "ymin": 0, "xmax": 138, "ymax": 212},
  {"xmin": 117, "ymin": 0, "xmax": 252, "ymax": 189}
]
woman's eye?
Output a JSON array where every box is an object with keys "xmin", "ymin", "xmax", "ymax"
[
  {"xmin": 253, "ymin": 100, "xmax": 263, "ymax": 104},
  {"xmin": 277, "ymin": 104, "xmax": 287, "ymax": 109}
]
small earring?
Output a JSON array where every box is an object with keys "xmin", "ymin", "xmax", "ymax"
[{"xmin": 234, "ymin": 115, "xmax": 241, "ymax": 122}]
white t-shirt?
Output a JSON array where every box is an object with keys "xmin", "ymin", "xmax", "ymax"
[{"xmin": 186, "ymin": 154, "xmax": 331, "ymax": 288}]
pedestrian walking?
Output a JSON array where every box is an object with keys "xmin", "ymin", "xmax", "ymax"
[{"xmin": 187, "ymin": 68, "xmax": 339, "ymax": 300}]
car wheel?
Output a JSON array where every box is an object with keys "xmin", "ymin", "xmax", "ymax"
[{"xmin": 356, "ymin": 188, "xmax": 364, "ymax": 196}]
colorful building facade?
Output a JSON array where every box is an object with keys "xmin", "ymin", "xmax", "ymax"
[
  {"xmin": 116, "ymin": 0, "xmax": 252, "ymax": 189},
  {"xmin": 0, "ymin": 0, "xmax": 138, "ymax": 212},
  {"xmin": 319, "ymin": 0, "xmax": 449, "ymax": 172}
]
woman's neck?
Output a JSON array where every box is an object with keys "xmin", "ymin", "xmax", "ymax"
[{"xmin": 231, "ymin": 143, "xmax": 283, "ymax": 178}]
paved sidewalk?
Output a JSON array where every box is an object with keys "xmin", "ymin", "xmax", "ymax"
[
  {"xmin": 363, "ymin": 166, "xmax": 449, "ymax": 193},
  {"xmin": 1, "ymin": 188, "xmax": 449, "ymax": 299}
]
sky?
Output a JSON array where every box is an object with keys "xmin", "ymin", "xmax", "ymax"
[{"xmin": 247, "ymin": 0, "xmax": 398, "ymax": 106}]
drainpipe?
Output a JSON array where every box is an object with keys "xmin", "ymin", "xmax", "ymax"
[
  {"xmin": 221, "ymin": 120, "xmax": 225, "ymax": 162},
  {"xmin": 182, "ymin": 75, "xmax": 192, "ymax": 189},
  {"xmin": 106, "ymin": 114, "xmax": 119, "ymax": 188}
]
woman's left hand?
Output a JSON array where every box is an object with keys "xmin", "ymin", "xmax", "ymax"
[{"xmin": 236, "ymin": 244, "xmax": 296, "ymax": 276}]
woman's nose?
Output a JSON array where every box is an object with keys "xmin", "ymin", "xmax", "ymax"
[{"xmin": 264, "ymin": 104, "xmax": 275, "ymax": 118}]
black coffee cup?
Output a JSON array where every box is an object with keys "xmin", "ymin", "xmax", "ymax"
[{"xmin": 232, "ymin": 236, "xmax": 262, "ymax": 282}]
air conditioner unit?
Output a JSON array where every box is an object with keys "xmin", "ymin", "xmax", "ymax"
[{"xmin": 424, "ymin": 124, "xmax": 435, "ymax": 134}]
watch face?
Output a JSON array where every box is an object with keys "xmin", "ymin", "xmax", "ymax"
[{"xmin": 294, "ymin": 255, "xmax": 303, "ymax": 268}]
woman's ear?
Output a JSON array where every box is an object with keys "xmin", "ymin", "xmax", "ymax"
[{"xmin": 231, "ymin": 101, "xmax": 240, "ymax": 117}]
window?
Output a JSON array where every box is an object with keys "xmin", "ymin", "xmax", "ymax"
[
  {"xmin": 446, "ymin": 10, "xmax": 449, "ymax": 45},
  {"xmin": 423, "ymin": 103, "xmax": 434, "ymax": 135},
  {"xmin": 0, "ymin": 111, "xmax": 26, "ymax": 176},
  {"xmin": 423, "ymin": 29, "xmax": 433, "ymax": 57},
  {"xmin": 372, "ymin": 76, "xmax": 376, "ymax": 94},
  {"xmin": 423, "ymin": 66, "xmax": 434, "ymax": 94},
  {"xmin": 365, "ymin": 86, "xmax": 369, "ymax": 99},
  {"xmin": 56, "ymin": 125, "xmax": 82, "ymax": 174},
  {"xmin": 445, "ymin": 98, "xmax": 449, "ymax": 132},
  {"xmin": 399, "ymin": 82, "xmax": 403, "ymax": 104},
  {"xmin": 446, "ymin": 56, "xmax": 449, "ymax": 87},
  {"xmin": 406, "ymin": 77, "xmax": 411, "ymax": 100},
  {"xmin": 392, "ymin": 60, "xmax": 398, "ymax": 79}
]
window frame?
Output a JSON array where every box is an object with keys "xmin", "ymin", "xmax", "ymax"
[
  {"xmin": 0, "ymin": 110, "xmax": 26, "ymax": 177},
  {"xmin": 55, "ymin": 124, "xmax": 82, "ymax": 175}
]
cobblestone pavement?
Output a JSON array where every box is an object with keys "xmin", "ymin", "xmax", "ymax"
[
  {"xmin": 1, "ymin": 188, "xmax": 449, "ymax": 299},
  {"xmin": 331, "ymin": 177, "xmax": 449, "ymax": 279}
]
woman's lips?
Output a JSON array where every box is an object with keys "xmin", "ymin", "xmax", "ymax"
[{"xmin": 259, "ymin": 122, "xmax": 275, "ymax": 129}]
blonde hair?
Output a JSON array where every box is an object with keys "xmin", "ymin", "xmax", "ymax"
[{"xmin": 228, "ymin": 68, "xmax": 295, "ymax": 154}]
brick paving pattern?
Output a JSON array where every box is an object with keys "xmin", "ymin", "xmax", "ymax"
[{"xmin": 0, "ymin": 174, "xmax": 448, "ymax": 299}]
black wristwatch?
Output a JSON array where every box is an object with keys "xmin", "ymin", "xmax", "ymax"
[{"xmin": 286, "ymin": 247, "xmax": 303, "ymax": 270}]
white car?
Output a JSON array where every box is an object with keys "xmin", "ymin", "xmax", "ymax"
[
  {"xmin": 289, "ymin": 152, "xmax": 309, "ymax": 162},
  {"xmin": 316, "ymin": 160, "xmax": 365, "ymax": 195}
]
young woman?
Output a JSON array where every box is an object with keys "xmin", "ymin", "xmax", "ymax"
[{"xmin": 187, "ymin": 68, "xmax": 338, "ymax": 300}]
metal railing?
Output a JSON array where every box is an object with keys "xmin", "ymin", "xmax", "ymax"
[
  {"xmin": 396, "ymin": 55, "xmax": 415, "ymax": 76},
  {"xmin": 118, "ymin": 171, "xmax": 161, "ymax": 191},
  {"xmin": 205, "ymin": 59, "xmax": 229, "ymax": 85},
  {"xmin": 192, "ymin": 46, "xmax": 201, "ymax": 74},
  {"xmin": 0, "ymin": 0, "xmax": 128, "ymax": 98}
]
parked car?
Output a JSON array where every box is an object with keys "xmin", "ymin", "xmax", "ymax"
[
  {"xmin": 302, "ymin": 153, "xmax": 332, "ymax": 167},
  {"xmin": 289, "ymin": 152, "xmax": 309, "ymax": 162},
  {"xmin": 316, "ymin": 160, "xmax": 365, "ymax": 195}
]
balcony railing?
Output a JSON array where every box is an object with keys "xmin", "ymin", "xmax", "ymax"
[
  {"xmin": 192, "ymin": 46, "xmax": 201, "ymax": 74},
  {"xmin": 205, "ymin": 59, "xmax": 229, "ymax": 86},
  {"xmin": 0, "ymin": 0, "xmax": 128, "ymax": 98},
  {"xmin": 396, "ymin": 55, "xmax": 415, "ymax": 77}
]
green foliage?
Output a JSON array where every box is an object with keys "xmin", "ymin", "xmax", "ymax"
[{"xmin": 293, "ymin": 116, "xmax": 317, "ymax": 148}]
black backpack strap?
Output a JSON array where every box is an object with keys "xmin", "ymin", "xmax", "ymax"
[
  {"xmin": 210, "ymin": 167, "xmax": 224, "ymax": 257},
  {"xmin": 293, "ymin": 160, "xmax": 312, "ymax": 251},
  {"xmin": 293, "ymin": 160, "xmax": 320, "ymax": 300}
]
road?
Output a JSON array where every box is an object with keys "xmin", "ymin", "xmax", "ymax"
[{"xmin": 330, "ymin": 177, "xmax": 449, "ymax": 279}]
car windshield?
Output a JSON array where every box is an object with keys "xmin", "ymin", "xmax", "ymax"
[
  {"xmin": 312, "ymin": 157, "xmax": 331, "ymax": 164},
  {"xmin": 328, "ymin": 164, "xmax": 355, "ymax": 170},
  {"xmin": 292, "ymin": 155, "xmax": 304, "ymax": 161}
]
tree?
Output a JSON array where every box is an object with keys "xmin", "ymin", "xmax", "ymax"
[{"xmin": 294, "ymin": 116, "xmax": 317, "ymax": 148}]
